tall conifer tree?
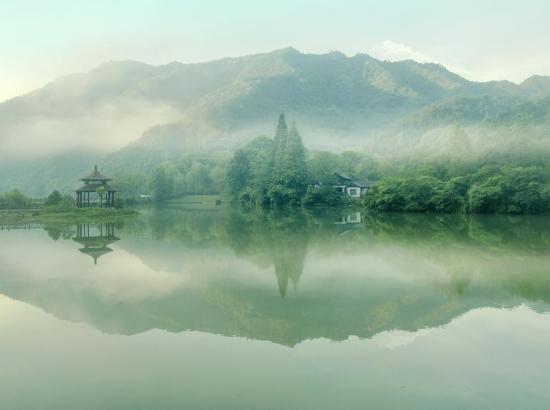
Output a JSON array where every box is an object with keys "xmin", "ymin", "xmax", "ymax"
[
  {"xmin": 281, "ymin": 122, "xmax": 308, "ymax": 193},
  {"xmin": 271, "ymin": 113, "xmax": 288, "ymax": 184}
]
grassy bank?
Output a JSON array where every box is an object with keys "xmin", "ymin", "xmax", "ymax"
[
  {"xmin": 165, "ymin": 195, "xmax": 224, "ymax": 210},
  {"xmin": 0, "ymin": 207, "xmax": 139, "ymax": 224}
]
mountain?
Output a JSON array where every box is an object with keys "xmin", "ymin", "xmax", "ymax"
[{"xmin": 1, "ymin": 47, "xmax": 550, "ymax": 194}]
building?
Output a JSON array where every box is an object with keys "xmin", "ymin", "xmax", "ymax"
[
  {"xmin": 333, "ymin": 173, "xmax": 375, "ymax": 198},
  {"xmin": 75, "ymin": 165, "xmax": 117, "ymax": 208},
  {"xmin": 335, "ymin": 212, "xmax": 363, "ymax": 225}
]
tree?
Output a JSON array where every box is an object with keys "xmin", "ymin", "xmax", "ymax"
[
  {"xmin": 281, "ymin": 122, "xmax": 308, "ymax": 194},
  {"xmin": 468, "ymin": 176, "xmax": 505, "ymax": 213},
  {"xmin": 150, "ymin": 166, "xmax": 173, "ymax": 203},
  {"xmin": 302, "ymin": 186, "xmax": 343, "ymax": 207},
  {"xmin": 225, "ymin": 150, "xmax": 250, "ymax": 199},
  {"xmin": 45, "ymin": 190, "xmax": 62, "ymax": 206},
  {"xmin": 308, "ymin": 151, "xmax": 342, "ymax": 185},
  {"xmin": 0, "ymin": 189, "xmax": 31, "ymax": 210},
  {"xmin": 186, "ymin": 162, "xmax": 214, "ymax": 194},
  {"xmin": 271, "ymin": 113, "xmax": 289, "ymax": 184}
]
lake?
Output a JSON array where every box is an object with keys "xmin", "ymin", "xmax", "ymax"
[{"xmin": 1, "ymin": 208, "xmax": 550, "ymax": 409}]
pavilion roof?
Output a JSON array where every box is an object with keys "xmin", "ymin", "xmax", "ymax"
[
  {"xmin": 75, "ymin": 183, "xmax": 117, "ymax": 192},
  {"xmin": 78, "ymin": 247, "xmax": 114, "ymax": 264},
  {"xmin": 73, "ymin": 236, "xmax": 119, "ymax": 247},
  {"xmin": 81, "ymin": 165, "xmax": 112, "ymax": 181}
]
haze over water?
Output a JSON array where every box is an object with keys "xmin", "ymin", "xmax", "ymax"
[{"xmin": 1, "ymin": 208, "xmax": 550, "ymax": 409}]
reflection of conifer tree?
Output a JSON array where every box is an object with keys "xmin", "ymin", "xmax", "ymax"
[
  {"xmin": 222, "ymin": 210, "xmax": 311, "ymax": 297},
  {"xmin": 268, "ymin": 213, "xmax": 310, "ymax": 297}
]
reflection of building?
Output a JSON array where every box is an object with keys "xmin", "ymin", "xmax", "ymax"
[
  {"xmin": 333, "ymin": 173, "xmax": 374, "ymax": 198},
  {"xmin": 73, "ymin": 223, "xmax": 119, "ymax": 264},
  {"xmin": 335, "ymin": 212, "xmax": 363, "ymax": 225},
  {"xmin": 75, "ymin": 165, "xmax": 117, "ymax": 208}
]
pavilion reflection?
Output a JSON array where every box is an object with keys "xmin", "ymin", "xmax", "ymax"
[{"xmin": 73, "ymin": 223, "xmax": 119, "ymax": 264}]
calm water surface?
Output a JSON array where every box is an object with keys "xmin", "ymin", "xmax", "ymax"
[{"xmin": 1, "ymin": 208, "xmax": 550, "ymax": 409}]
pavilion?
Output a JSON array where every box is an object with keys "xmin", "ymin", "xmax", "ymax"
[
  {"xmin": 73, "ymin": 223, "xmax": 119, "ymax": 264},
  {"xmin": 76, "ymin": 165, "xmax": 117, "ymax": 208}
]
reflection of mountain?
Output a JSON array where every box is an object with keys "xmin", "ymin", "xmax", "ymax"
[{"xmin": 0, "ymin": 210, "xmax": 550, "ymax": 347}]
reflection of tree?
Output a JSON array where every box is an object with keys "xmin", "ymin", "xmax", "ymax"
[
  {"xmin": 224, "ymin": 211, "xmax": 311, "ymax": 297},
  {"xmin": 43, "ymin": 225, "xmax": 74, "ymax": 241},
  {"xmin": 270, "ymin": 214, "xmax": 309, "ymax": 297},
  {"xmin": 8, "ymin": 208, "xmax": 550, "ymax": 346}
]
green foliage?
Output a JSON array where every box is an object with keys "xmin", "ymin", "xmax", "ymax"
[
  {"xmin": 45, "ymin": 190, "xmax": 62, "ymax": 206},
  {"xmin": 115, "ymin": 155, "xmax": 231, "ymax": 204},
  {"xmin": 271, "ymin": 113, "xmax": 289, "ymax": 184},
  {"xmin": 225, "ymin": 150, "xmax": 250, "ymax": 198},
  {"xmin": 308, "ymin": 150, "xmax": 378, "ymax": 185},
  {"xmin": 302, "ymin": 186, "xmax": 343, "ymax": 208},
  {"xmin": 280, "ymin": 123, "xmax": 308, "ymax": 194},
  {"xmin": 150, "ymin": 166, "xmax": 173, "ymax": 203},
  {"xmin": 365, "ymin": 164, "xmax": 550, "ymax": 214},
  {"xmin": 226, "ymin": 115, "xmax": 312, "ymax": 208},
  {"xmin": 0, "ymin": 189, "xmax": 32, "ymax": 210},
  {"xmin": 54, "ymin": 195, "xmax": 77, "ymax": 211}
]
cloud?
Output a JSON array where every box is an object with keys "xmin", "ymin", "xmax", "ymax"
[
  {"xmin": 370, "ymin": 41, "xmax": 430, "ymax": 63},
  {"xmin": 369, "ymin": 40, "xmax": 481, "ymax": 82}
]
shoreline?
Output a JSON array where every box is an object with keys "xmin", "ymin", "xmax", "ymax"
[{"xmin": 0, "ymin": 207, "xmax": 139, "ymax": 224}]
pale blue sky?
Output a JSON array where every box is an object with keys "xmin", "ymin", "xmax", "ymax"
[{"xmin": 1, "ymin": 0, "xmax": 549, "ymax": 102}]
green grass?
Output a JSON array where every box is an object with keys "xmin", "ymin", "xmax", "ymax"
[{"xmin": 165, "ymin": 195, "xmax": 224, "ymax": 209}]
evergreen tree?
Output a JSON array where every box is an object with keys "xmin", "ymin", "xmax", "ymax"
[
  {"xmin": 271, "ymin": 113, "xmax": 288, "ymax": 184},
  {"xmin": 45, "ymin": 190, "xmax": 62, "ymax": 206},
  {"xmin": 150, "ymin": 166, "xmax": 173, "ymax": 202},
  {"xmin": 225, "ymin": 150, "xmax": 250, "ymax": 199},
  {"xmin": 281, "ymin": 122, "xmax": 308, "ymax": 193}
]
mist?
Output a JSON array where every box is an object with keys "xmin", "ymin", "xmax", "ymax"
[{"xmin": 0, "ymin": 98, "xmax": 181, "ymax": 160}]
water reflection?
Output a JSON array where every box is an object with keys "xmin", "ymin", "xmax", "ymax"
[
  {"xmin": 73, "ymin": 223, "xmax": 119, "ymax": 264},
  {"xmin": 1, "ymin": 209, "xmax": 550, "ymax": 346}
]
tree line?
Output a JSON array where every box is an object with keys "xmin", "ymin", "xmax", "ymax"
[
  {"xmin": 225, "ymin": 114, "xmax": 550, "ymax": 214},
  {"xmin": 4, "ymin": 113, "xmax": 550, "ymax": 215},
  {"xmin": 225, "ymin": 114, "xmax": 377, "ymax": 208}
]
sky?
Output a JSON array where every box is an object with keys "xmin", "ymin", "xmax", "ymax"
[{"xmin": 1, "ymin": 0, "xmax": 550, "ymax": 102}]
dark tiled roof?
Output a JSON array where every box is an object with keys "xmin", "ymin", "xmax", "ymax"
[
  {"xmin": 75, "ymin": 183, "xmax": 116, "ymax": 192},
  {"xmin": 334, "ymin": 172, "xmax": 377, "ymax": 188},
  {"xmin": 335, "ymin": 172, "xmax": 352, "ymax": 181},
  {"xmin": 352, "ymin": 180, "xmax": 377, "ymax": 188},
  {"xmin": 81, "ymin": 165, "xmax": 112, "ymax": 181}
]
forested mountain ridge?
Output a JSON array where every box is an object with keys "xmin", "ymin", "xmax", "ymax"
[
  {"xmin": 2, "ymin": 47, "xmax": 550, "ymax": 195},
  {"xmin": 3, "ymin": 47, "xmax": 547, "ymax": 159}
]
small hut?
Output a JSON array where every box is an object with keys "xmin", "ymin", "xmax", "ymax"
[
  {"xmin": 333, "ymin": 173, "xmax": 375, "ymax": 198},
  {"xmin": 76, "ymin": 165, "xmax": 117, "ymax": 208}
]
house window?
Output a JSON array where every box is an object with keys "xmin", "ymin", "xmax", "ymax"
[{"xmin": 348, "ymin": 188, "xmax": 359, "ymax": 196}]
